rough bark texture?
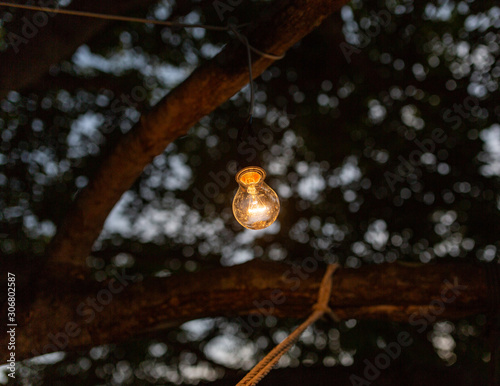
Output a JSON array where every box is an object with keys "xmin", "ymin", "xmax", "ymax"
[
  {"xmin": 1, "ymin": 261, "xmax": 493, "ymax": 362},
  {"xmin": 46, "ymin": 0, "xmax": 349, "ymax": 270},
  {"xmin": 0, "ymin": 0, "xmax": 162, "ymax": 99}
]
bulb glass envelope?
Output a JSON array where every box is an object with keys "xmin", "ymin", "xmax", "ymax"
[{"xmin": 232, "ymin": 166, "xmax": 280, "ymax": 230}]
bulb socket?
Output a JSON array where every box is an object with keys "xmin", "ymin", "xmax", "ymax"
[{"xmin": 236, "ymin": 166, "xmax": 266, "ymax": 186}]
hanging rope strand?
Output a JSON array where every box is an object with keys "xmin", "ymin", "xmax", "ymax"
[
  {"xmin": 237, "ymin": 264, "xmax": 340, "ymax": 386},
  {"xmin": 237, "ymin": 311, "xmax": 324, "ymax": 386}
]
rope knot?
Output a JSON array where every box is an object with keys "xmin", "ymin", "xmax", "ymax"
[
  {"xmin": 312, "ymin": 303, "xmax": 330, "ymax": 313},
  {"xmin": 312, "ymin": 264, "xmax": 341, "ymax": 322},
  {"xmin": 237, "ymin": 263, "xmax": 341, "ymax": 386}
]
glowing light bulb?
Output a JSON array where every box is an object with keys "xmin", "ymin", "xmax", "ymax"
[{"xmin": 232, "ymin": 166, "xmax": 280, "ymax": 230}]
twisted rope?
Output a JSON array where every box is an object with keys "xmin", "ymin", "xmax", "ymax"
[{"xmin": 237, "ymin": 264, "xmax": 340, "ymax": 386}]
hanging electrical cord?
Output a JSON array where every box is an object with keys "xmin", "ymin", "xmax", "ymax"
[
  {"xmin": 227, "ymin": 25, "xmax": 283, "ymax": 143},
  {"xmin": 229, "ymin": 24, "xmax": 256, "ymax": 142},
  {"xmin": 228, "ymin": 24, "xmax": 285, "ymax": 61}
]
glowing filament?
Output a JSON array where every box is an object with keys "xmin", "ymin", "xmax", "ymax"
[{"xmin": 232, "ymin": 166, "xmax": 280, "ymax": 230}]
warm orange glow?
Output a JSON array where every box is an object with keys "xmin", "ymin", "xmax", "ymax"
[
  {"xmin": 240, "ymin": 171, "xmax": 262, "ymax": 185},
  {"xmin": 233, "ymin": 166, "xmax": 280, "ymax": 230}
]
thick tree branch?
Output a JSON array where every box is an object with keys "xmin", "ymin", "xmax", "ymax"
[
  {"xmin": 2, "ymin": 261, "xmax": 493, "ymax": 361},
  {"xmin": 46, "ymin": 0, "xmax": 349, "ymax": 270}
]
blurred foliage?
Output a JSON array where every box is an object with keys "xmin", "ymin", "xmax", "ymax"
[{"xmin": 1, "ymin": 0, "xmax": 499, "ymax": 384}]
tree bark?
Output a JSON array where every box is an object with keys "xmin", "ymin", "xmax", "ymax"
[
  {"xmin": 1, "ymin": 261, "xmax": 493, "ymax": 362},
  {"xmin": 46, "ymin": 0, "xmax": 349, "ymax": 271}
]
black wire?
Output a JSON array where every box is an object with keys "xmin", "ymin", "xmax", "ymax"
[{"xmin": 228, "ymin": 24, "xmax": 257, "ymax": 146}]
